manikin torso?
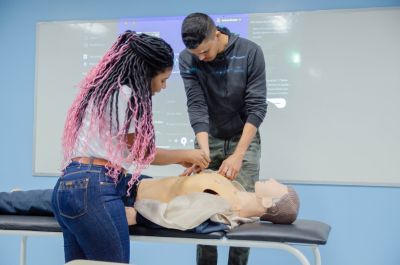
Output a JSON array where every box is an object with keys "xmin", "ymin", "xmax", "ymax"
[
  {"xmin": 126, "ymin": 172, "xmax": 293, "ymax": 228},
  {"xmin": 137, "ymin": 172, "xmax": 241, "ymax": 211},
  {"xmin": 136, "ymin": 172, "xmax": 287, "ymax": 217}
]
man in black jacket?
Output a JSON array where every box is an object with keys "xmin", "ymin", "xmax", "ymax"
[{"xmin": 179, "ymin": 13, "xmax": 268, "ymax": 265}]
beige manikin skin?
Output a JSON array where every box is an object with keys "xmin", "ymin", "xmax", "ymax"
[{"xmin": 136, "ymin": 172, "xmax": 288, "ymax": 218}]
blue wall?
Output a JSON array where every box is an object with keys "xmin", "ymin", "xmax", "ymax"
[{"xmin": 1, "ymin": 0, "xmax": 400, "ymax": 264}]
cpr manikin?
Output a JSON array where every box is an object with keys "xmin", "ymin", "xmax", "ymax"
[{"xmin": 126, "ymin": 172, "xmax": 300, "ymax": 229}]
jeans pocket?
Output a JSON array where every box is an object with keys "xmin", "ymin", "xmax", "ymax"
[{"xmin": 57, "ymin": 177, "xmax": 89, "ymax": 219}]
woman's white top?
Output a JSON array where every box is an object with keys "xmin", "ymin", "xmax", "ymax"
[{"xmin": 73, "ymin": 85, "xmax": 136, "ymax": 171}]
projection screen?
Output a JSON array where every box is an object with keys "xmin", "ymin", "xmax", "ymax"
[{"xmin": 33, "ymin": 8, "xmax": 400, "ymax": 186}]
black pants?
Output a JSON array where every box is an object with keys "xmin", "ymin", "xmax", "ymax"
[{"xmin": 197, "ymin": 245, "xmax": 249, "ymax": 265}]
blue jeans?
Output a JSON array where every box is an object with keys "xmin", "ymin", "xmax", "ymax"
[{"xmin": 51, "ymin": 161, "xmax": 131, "ymax": 263}]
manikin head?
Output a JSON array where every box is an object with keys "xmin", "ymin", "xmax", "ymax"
[{"xmin": 255, "ymin": 179, "xmax": 300, "ymax": 224}]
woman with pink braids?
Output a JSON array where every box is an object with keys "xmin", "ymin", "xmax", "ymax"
[{"xmin": 51, "ymin": 31, "xmax": 210, "ymax": 264}]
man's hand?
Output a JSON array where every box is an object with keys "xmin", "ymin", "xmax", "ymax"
[{"xmin": 218, "ymin": 153, "xmax": 244, "ymax": 180}]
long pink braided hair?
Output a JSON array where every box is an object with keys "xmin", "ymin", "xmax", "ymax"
[{"xmin": 62, "ymin": 31, "xmax": 174, "ymax": 192}]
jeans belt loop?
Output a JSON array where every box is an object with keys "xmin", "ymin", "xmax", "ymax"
[{"xmin": 87, "ymin": 157, "xmax": 94, "ymax": 172}]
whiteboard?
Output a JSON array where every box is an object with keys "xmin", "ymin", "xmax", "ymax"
[{"xmin": 33, "ymin": 8, "xmax": 400, "ymax": 186}]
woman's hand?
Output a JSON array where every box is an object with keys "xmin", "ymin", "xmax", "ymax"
[
  {"xmin": 182, "ymin": 149, "xmax": 210, "ymax": 169},
  {"xmin": 178, "ymin": 149, "xmax": 210, "ymax": 176},
  {"xmin": 152, "ymin": 148, "xmax": 210, "ymax": 167},
  {"xmin": 180, "ymin": 164, "xmax": 203, "ymax": 176}
]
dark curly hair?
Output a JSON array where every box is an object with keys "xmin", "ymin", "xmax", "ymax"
[{"xmin": 62, "ymin": 31, "xmax": 174, "ymax": 190}]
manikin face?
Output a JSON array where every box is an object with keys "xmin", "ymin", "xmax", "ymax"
[
  {"xmin": 151, "ymin": 68, "xmax": 172, "ymax": 96},
  {"xmin": 188, "ymin": 31, "xmax": 223, "ymax": 62}
]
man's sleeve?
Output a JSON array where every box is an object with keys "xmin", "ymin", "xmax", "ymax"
[
  {"xmin": 245, "ymin": 45, "xmax": 268, "ymax": 128},
  {"xmin": 179, "ymin": 52, "xmax": 209, "ymax": 134}
]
